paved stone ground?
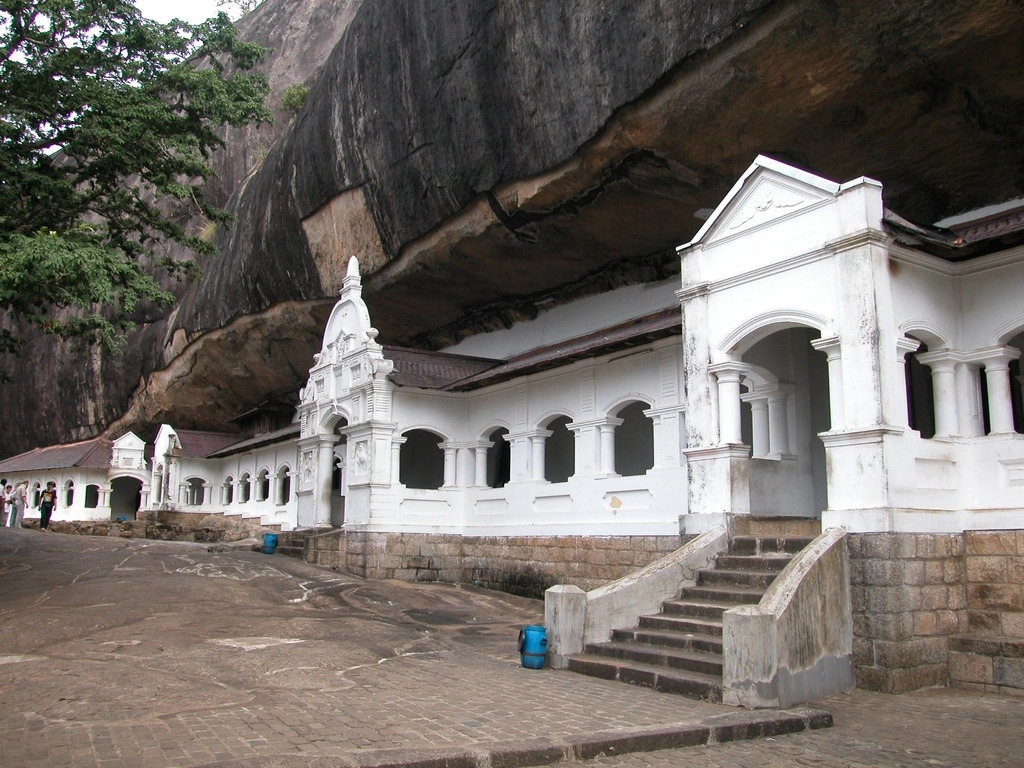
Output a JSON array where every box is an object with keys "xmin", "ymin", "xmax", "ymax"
[{"xmin": 0, "ymin": 527, "xmax": 1020, "ymax": 767}]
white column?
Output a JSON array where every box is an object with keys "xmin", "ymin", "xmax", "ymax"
[
  {"xmin": 740, "ymin": 394, "xmax": 769, "ymax": 458},
  {"xmin": 473, "ymin": 442, "xmax": 491, "ymax": 487},
  {"xmin": 442, "ymin": 443, "xmax": 458, "ymax": 488},
  {"xmin": 202, "ymin": 483, "xmax": 212, "ymax": 506},
  {"xmin": 530, "ymin": 431, "xmax": 551, "ymax": 482},
  {"xmin": 895, "ymin": 336, "xmax": 922, "ymax": 429},
  {"xmin": 597, "ymin": 420, "xmax": 622, "ymax": 476},
  {"xmin": 391, "ymin": 437, "xmax": 405, "ymax": 483},
  {"xmin": 980, "ymin": 348, "xmax": 1021, "ymax": 434},
  {"xmin": 767, "ymin": 390, "xmax": 791, "ymax": 457},
  {"xmin": 316, "ymin": 435, "xmax": 335, "ymax": 525},
  {"xmin": 916, "ymin": 350, "xmax": 960, "ymax": 438},
  {"xmin": 812, "ymin": 337, "xmax": 844, "ymax": 431},
  {"xmin": 709, "ymin": 363, "xmax": 744, "ymax": 445}
]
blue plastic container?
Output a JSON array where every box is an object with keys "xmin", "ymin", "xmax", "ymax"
[
  {"xmin": 261, "ymin": 532, "xmax": 279, "ymax": 554},
  {"xmin": 518, "ymin": 624, "xmax": 547, "ymax": 669}
]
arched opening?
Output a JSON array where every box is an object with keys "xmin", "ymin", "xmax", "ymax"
[
  {"xmin": 223, "ymin": 476, "xmax": 234, "ymax": 505},
  {"xmin": 64, "ymin": 480, "xmax": 74, "ymax": 508},
  {"xmin": 330, "ymin": 418, "xmax": 349, "ymax": 526},
  {"xmin": 544, "ymin": 415, "xmax": 575, "ymax": 484},
  {"xmin": 485, "ymin": 427, "xmax": 511, "ymax": 488},
  {"xmin": 1006, "ymin": 330, "xmax": 1023, "ymax": 434},
  {"xmin": 185, "ymin": 477, "xmax": 205, "ymax": 506},
  {"xmin": 399, "ymin": 429, "xmax": 445, "ymax": 490},
  {"xmin": 614, "ymin": 401, "xmax": 654, "ymax": 477},
  {"xmin": 84, "ymin": 484, "xmax": 99, "ymax": 509},
  {"xmin": 739, "ymin": 326, "xmax": 830, "ymax": 517},
  {"xmin": 30, "ymin": 482, "xmax": 40, "ymax": 507},
  {"xmin": 109, "ymin": 477, "xmax": 142, "ymax": 521},
  {"xmin": 239, "ymin": 472, "xmax": 252, "ymax": 503},
  {"xmin": 905, "ymin": 337, "xmax": 936, "ymax": 439},
  {"xmin": 256, "ymin": 469, "xmax": 270, "ymax": 502},
  {"xmin": 276, "ymin": 465, "xmax": 291, "ymax": 505}
]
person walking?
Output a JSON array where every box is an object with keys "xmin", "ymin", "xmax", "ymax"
[
  {"xmin": 38, "ymin": 481, "xmax": 57, "ymax": 531},
  {"xmin": 11, "ymin": 481, "xmax": 27, "ymax": 528}
]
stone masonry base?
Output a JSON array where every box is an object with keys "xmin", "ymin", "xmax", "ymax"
[{"xmin": 342, "ymin": 531, "xmax": 684, "ymax": 598}]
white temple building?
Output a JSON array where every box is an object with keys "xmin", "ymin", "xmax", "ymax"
[{"xmin": 3, "ymin": 156, "xmax": 1022, "ymax": 698}]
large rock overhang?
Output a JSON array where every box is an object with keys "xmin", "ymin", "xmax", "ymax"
[{"xmin": 356, "ymin": 0, "xmax": 1024, "ymax": 349}]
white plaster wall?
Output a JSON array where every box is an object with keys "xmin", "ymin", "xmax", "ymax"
[
  {"xmin": 958, "ymin": 254, "xmax": 1024, "ymax": 347},
  {"xmin": 890, "ymin": 255, "xmax": 959, "ymax": 346},
  {"xmin": 381, "ymin": 337, "xmax": 687, "ymax": 535}
]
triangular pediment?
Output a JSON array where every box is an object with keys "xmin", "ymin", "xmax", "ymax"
[{"xmin": 681, "ymin": 156, "xmax": 841, "ymax": 250}]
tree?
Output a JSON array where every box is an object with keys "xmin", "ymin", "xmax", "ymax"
[
  {"xmin": 217, "ymin": 0, "xmax": 265, "ymax": 20},
  {"xmin": 0, "ymin": 0, "xmax": 271, "ymax": 361}
]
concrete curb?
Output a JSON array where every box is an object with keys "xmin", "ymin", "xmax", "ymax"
[{"xmin": 197, "ymin": 707, "xmax": 833, "ymax": 768}]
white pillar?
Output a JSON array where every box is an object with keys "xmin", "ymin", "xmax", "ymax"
[
  {"xmin": 391, "ymin": 437, "xmax": 405, "ymax": 483},
  {"xmin": 597, "ymin": 419, "xmax": 622, "ymax": 476},
  {"xmin": 916, "ymin": 350, "xmax": 960, "ymax": 438},
  {"xmin": 442, "ymin": 444, "xmax": 458, "ymax": 488},
  {"xmin": 473, "ymin": 442, "xmax": 491, "ymax": 487},
  {"xmin": 710, "ymin": 364, "xmax": 744, "ymax": 445},
  {"xmin": 530, "ymin": 431, "xmax": 551, "ymax": 482},
  {"xmin": 741, "ymin": 394, "xmax": 770, "ymax": 458},
  {"xmin": 895, "ymin": 335, "xmax": 922, "ymax": 429},
  {"xmin": 979, "ymin": 348, "xmax": 1021, "ymax": 434},
  {"xmin": 812, "ymin": 337, "xmax": 844, "ymax": 431},
  {"xmin": 767, "ymin": 390, "xmax": 791, "ymax": 457},
  {"xmin": 316, "ymin": 435, "xmax": 335, "ymax": 525}
]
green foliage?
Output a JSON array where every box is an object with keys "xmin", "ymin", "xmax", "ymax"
[
  {"xmin": 0, "ymin": 0, "xmax": 271, "ymax": 361},
  {"xmin": 280, "ymin": 82, "xmax": 310, "ymax": 113}
]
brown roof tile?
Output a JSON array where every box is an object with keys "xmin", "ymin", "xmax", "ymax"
[{"xmin": 0, "ymin": 438, "xmax": 112, "ymax": 473}]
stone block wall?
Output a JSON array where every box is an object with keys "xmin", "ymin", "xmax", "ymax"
[
  {"xmin": 947, "ymin": 530, "xmax": 1024, "ymax": 695},
  {"xmin": 343, "ymin": 532, "xmax": 683, "ymax": 599},
  {"xmin": 848, "ymin": 532, "xmax": 966, "ymax": 693},
  {"xmin": 963, "ymin": 530, "xmax": 1024, "ymax": 637}
]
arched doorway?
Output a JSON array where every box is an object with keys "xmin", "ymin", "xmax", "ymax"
[
  {"xmin": 330, "ymin": 418, "xmax": 349, "ymax": 526},
  {"xmin": 736, "ymin": 326, "xmax": 830, "ymax": 518},
  {"xmin": 110, "ymin": 476, "xmax": 143, "ymax": 521},
  {"xmin": 399, "ymin": 429, "xmax": 445, "ymax": 489}
]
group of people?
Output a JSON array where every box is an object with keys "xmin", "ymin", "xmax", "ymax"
[{"xmin": 0, "ymin": 479, "xmax": 57, "ymax": 530}]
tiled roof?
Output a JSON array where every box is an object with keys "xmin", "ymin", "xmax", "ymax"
[
  {"xmin": 206, "ymin": 424, "xmax": 301, "ymax": 458},
  {"xmin": 0, "ymin": 438, "xmax": 112, "ymax": 473},
  {"xmin": 175, "ymin": 430, "xmax": 250, "ymax": 459},
  {"xmin": 378, "ymin": 307, "xmax": 682, "ymax": 392},
  {"xmin": 383, "ymin": 346, "xmax": 501, "ymax": 389}
]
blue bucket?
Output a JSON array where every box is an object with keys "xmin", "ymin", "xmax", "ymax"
[
  {"xmin": 261, "ymin": 532, "xmax": 278, "ymax": 554},
  {"xmin": 518, "ymin": 625, "xmax": 547, "ymax": 669}
]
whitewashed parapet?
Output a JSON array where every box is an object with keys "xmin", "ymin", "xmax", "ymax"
[
  {"xmin": 545, "ymin": 525, "xmax": 728, "ymax": 669},
  {"xmin": 723, "ymin": 527, "xmax": 854, "ymax": 708}
]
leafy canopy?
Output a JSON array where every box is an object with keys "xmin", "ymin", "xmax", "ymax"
[{"xmin": 0, "ymin": 0, "xmax": 271, "ymax": 358}]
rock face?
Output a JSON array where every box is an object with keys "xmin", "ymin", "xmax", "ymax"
[{"xmin": 3, "ymin": 0, "xmax": 1024, "ymax": 457}]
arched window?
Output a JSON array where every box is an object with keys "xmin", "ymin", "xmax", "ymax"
[
  {"xmin": 30, "ymin": 482, "xmax": 40, "ymax": 507},
  {"xmin": 486, "ymin": 427, "xmax": 511, "ymax": 488},
  {"xmin": 223, "ymin": 476, "xmax": 234, "ymax": 505},
  {"xmin": 544, "ymin": 416, "xmax": 575, "ymax": 483},
  {"xmin": 614, "ymin": 401, "xmax": 654, "ymax": 476},
  {"xmin": 186, "ymin": 478, "xmax": 205, "ymax": 506},
  {"xmin": 239, "ymin": 472, "xmax": 252, "ymax": 503},
  {"xmin": 905, "ymin": 339, "xmax": 936, "ymax": 439},
  {"xmin": 84, "ymin": 484, "xmax": 99, "ymax": 509},
  {"xmin": 256, "ymin": 469, "xmax": 270, "ymax": 502},
  {"xmin": 276, "ymin": 466, "xmax": 291, "ymax": 505},
  {"xmin": 64, "ymin": 480, "xmax": 75, "ymax": 507},
  {"xmin": 399, "ymin": 429, "xmax": 445, "ymax": 490}
]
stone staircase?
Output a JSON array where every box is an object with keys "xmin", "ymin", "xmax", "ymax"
[{"xmin": 567, "ymin": 534, "xmax": 814, "ymax": 701}]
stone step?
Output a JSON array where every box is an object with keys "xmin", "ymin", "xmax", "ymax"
[
  {"xmin": 567, "ymin": 654, "xmax": 723, "ymax": 702},
  {"xmin": 612, "ymin": 627, "xmax": 723, "ymax": 655},
  {"xmin": 677, "ymin": 584, "xmax": 768, "ymax": 605},
  {"xmin": 583, "ymin": 641, "xmax": 723, "ymax": 676},
  {"xmin": 730, "ymin": 536, "xmax": 814, "ymax": 556},
  {"xmin": 697, "ymin": 568, "xmax": 780, "ymax": 589},
  {"xmin": 715, "ymin": 553, "xmax": 794, "ymax": 571},
  {"xmin": 638, "ymin": 613, "xmax": 724, "ymax": 637},
  {"xmin": 660, "ymin": 597, "xmax": 735, "ymax": 620}
]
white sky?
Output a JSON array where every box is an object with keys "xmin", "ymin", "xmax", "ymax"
[{"xmin": 134, "ymin": 0, "xmax": 225, "ymax": 23}]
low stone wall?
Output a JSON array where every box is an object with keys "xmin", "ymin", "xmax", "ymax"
[
  {"xmin": 848, "ymin": 532, "xmax": 966, "ymax": 693},
  {"xmin": 343, "ymin": 531, "xmax": 684, "ymax": 598},
  {"xmin": 963, "ymin": 530, "xmax": 1024, "ymax": 638}
]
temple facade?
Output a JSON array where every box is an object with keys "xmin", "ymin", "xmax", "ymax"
[{"xmin": 3, "ymin": 157, "xmax": 1022, "ymax": 694}]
